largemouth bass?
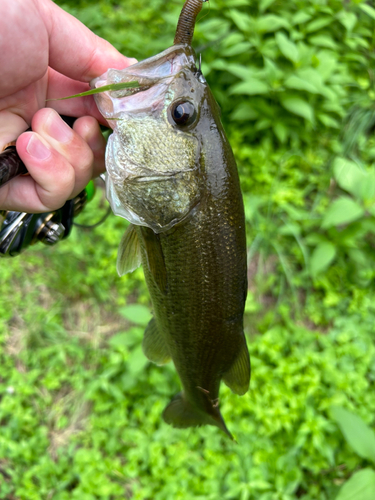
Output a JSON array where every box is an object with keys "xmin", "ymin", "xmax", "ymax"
[{"xmin": 92, "ymin": 0, "xmax": 250, "ymax": 438}]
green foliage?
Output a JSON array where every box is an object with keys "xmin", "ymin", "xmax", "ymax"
[
  {"xmin": 331, "ymin": 407, "xmax": 375, "ymax": 465},
  {"xmin": 1, "ymin": 0, "xmax": 375, "ymax": 498},
  {"xmin": 1, "ymin": 283, "xmax": 375, "ymax": 499},
  {"xmin": 335, "ymin": 469, "xmax": 375, "ymax": 500},
  {"xmin": 331, "ymin": 408, "xmax": 375, "ymax": 500},
  {"xmin": 197, "ymin": 0, "xmax": 374, "ymax": 146}
]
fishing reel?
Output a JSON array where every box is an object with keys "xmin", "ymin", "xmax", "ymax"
[
  {"xmin": 0, "ymin": 180, "xmax": 95, "ymax": 257},
  {"xmin": 0, "ymin": 115, "xmax": 109, "ymax": 257}
]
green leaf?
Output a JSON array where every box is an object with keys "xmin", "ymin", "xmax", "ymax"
[
  {"xmin": 331, "ymin": 407, "xmax": 375, "ymax": 464},
  {"xmin": 256, "ymin": 15, "xmax": 289, "ymax": 32},
  {"xmin": 284, "ymin": 75, "xmax": 319, "ymax": 94},
  {"xmin": 255, "ymin": 118, "xmax": 271, "ymax": 131},
  {"xmin": 126, "ymin": 345, "xmax": 149, "ymax": 377},
  {"xmin": 305, "ymin": 17, "xmax": 332, "ymax": 33},
  {"xmin": 225, "ymin": 63, "xmax": 257, "ymax": 80},
  {"xmin": 310, "ymin": 242, "xmax": 336, "ymax": 276},
  {"xmin": 336, "ymin": 469, "xmax": 375, "ymax": 500},
  {"xmin": 230, "ymin": 79, "xmax": 269, "ymax": 95},
  {"xmin": 322, "ymin": 197, "xmax": 364, "ymax": 228},
  {"xmin": 273, "ymin": 122, "xmax": 289, "ymax": 143},
  {"xmin": 227, "ymin": 9, "xmax": 253, "ymax": 32},
  {"xmin": 118, "ymin": 304, "xmax": 152, "ymax": 326},
  {"xmin": 318, "ymin": 113, "xmax": 340, "ymax": 129},
  {"xmin": 333, "ymin": 158, "xmax": 367, "ymax": 199},
  {"xmin": 231, "ymin": 103, "xmax": 259, "ymax": 121},
  {"xmin": 222, "ymin": 42, "xmax": 253, "ymax": 57},
  {"xmin": 296, "ymin": 68, "xmax": 325, "ymax": 93},
  {"xmin": 292, "ymin": 11, "xmax": 312, "ymax": 25},
  {"xmin": 259, "ymin": 0, "xmax": 276, "ymax": 13},
  {"xmin": 337, "ymin": 11, "xmax": 357, "ymax": 32},
  {"xmin": 280, "ymin": 97, "xmax": 314, "ymax": 122},
  {"xmin": 359, "ymin": 4, "xmax": 375, "ymax": 20},
  {"xmin": 50, "ymin": 81, "xmax": 140, "ymax": 100},
  {"xmin": 275, "ymin": 32, "xmax": 299, "ymax": 62},
  {"xmin": 333, "ymin": 159, "xmax": 375, "ymax": 202},
  {"xmin": 109, "ymin": 327, "xmax": 143, "ymax": 349},
  {"xmin": 309, "ymin": 35, "xmax": 337, "ymax": 49},
  {"xmin": 226, "ymin": 0, "xmax": 250, "ymax": 6}
]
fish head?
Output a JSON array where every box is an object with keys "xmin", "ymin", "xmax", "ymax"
[{"xmin": 92, "ymin": 45, "xmax": 214, "ymax": 233}]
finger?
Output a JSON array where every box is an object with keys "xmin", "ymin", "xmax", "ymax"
[
  {"xmin": 31, "ymin": 108, "xmax": 94, "ymax": 197},
  {"xmin": 1, "ymin": 132, "xmax": 76, "ymax": 212},
  {"xmin": 0, "ymin": 110, "xmax": 28, "ymax": 150},
  {"xmin": 73, "ymin": 116, "xmax": 106, "ymax": 178},
  {"xmin": 0, "ymin": 1, "xmax": 48, "ymax": 97},
  {"xmin": 38, "ymin": 0, "xmax": 137, "ymax": 82}
]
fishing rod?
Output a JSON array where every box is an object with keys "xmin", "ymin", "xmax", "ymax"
[{"xmin": 0, "ymin": 116, "xmax": 105, "ymax": 257}]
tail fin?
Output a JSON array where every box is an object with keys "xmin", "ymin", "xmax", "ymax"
[{"xmin": 162, "ymin": 392, "xmax": 234, "ymax": 440}]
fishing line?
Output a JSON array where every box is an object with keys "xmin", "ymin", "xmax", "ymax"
[
  {"xmin": 73, "ymin": 205, "xmax": 111, "ymax": 230},
  {"xmin": 74, "ymin": 174, "xmax": 111, "ymax": 230},
  {"xmin": 196, "ymin": 0, "xmax": 210, "ymax": 25}
]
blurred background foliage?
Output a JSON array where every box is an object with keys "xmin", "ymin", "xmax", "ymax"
[{"xmin": 1, "ymin": 0, "xmax": 375, "ymax": 499}]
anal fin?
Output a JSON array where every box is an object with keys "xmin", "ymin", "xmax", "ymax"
[
  {"xmin": 142, "ymin": 318, "xmax": 170, "ymax": 365},
  {"xmin": 222, "ymin": 336, "xmax": 250, "ymax": 396},
  {"xmin": 116, "ymin": 224, "xmax": 142, "ymax": 277}
]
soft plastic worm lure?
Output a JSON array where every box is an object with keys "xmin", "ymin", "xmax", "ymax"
[{"xmin": 173, "ymin": 0, "xmax": 208, "ymax": 45}]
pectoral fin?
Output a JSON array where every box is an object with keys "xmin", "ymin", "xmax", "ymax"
[
  {"xmin": 142, "ymin": 318, "xmax": 170, "ymax": 365},
  {"xmin": 222, "ymin": 337, "xmax": 250, "ymax": 396},
  {"xmin": 139, "ymin": 227, "xmax": 167, "ymax": 294},
  {"xmin": 116, "ymin": 224, "xmax": 142, "ymax": 276}
]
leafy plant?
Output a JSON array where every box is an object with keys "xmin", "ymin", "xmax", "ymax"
[
  {"xmin": 331, "ymin": 407, "xmax": 375, "ymax": 500},
  {"xmin": 1, "ymin": 0, "xmax": 375, "ymax": 498}
]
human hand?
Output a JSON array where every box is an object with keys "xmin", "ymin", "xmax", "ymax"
[{"xmin": 0, "ymin": 0, "xmax": 136, "ymax": 213}]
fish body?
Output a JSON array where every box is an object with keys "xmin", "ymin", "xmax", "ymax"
[{"xmin": 93, "ymin": 45, "xmax": 250, "ymax": 437}]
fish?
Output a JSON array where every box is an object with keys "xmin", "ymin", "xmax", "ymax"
[{"xmin": 92, "ymin": 0, "xmax": 250, "ymax": 438}]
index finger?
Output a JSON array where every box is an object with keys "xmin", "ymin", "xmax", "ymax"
[{"xmin": 37, "ymin": 0, "xmax": 136, "ymax": 82}]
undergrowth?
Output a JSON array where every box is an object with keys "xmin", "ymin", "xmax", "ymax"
[{"xmin": 1, "ymin": 0, "xmax": 375, "ymax": 499}]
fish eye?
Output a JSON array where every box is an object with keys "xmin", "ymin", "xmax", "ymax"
[{"xmin": 170, "ymin": 101, "xmax": 196, "ymax": 126}]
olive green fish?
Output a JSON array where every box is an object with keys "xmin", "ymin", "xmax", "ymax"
[{"xmin": 92, "ymin": 0, "xmax": 250, "ymax": 438}]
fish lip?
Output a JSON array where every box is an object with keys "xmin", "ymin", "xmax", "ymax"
[
  {"xmin": 91, "ymin": 45, "xmax": 197, "ymax": 93},
  {"xmin": 91, "ymin": 45, "xmax": 199, "ymax": 124}
]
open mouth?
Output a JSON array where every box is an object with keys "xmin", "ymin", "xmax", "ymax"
[{"xmin": 92, "ymin": 45, "xmax": 197, "ymax": 123}]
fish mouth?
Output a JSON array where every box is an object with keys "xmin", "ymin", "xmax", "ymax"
[{"xmin": 91, "ymin": 45, "xmax": 198, "ymax": 122}]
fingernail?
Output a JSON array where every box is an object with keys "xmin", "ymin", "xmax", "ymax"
[
  {"xmin": 26, "ymin": 135, "xmax": 51, "ymax": 160},
  {"xmin": 126, "ymin": 57, "xmax": 138, "ymax": 66},
  {"xmin": 47, "ymin": 114, "xmax": 73, "ymax": 143}
]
